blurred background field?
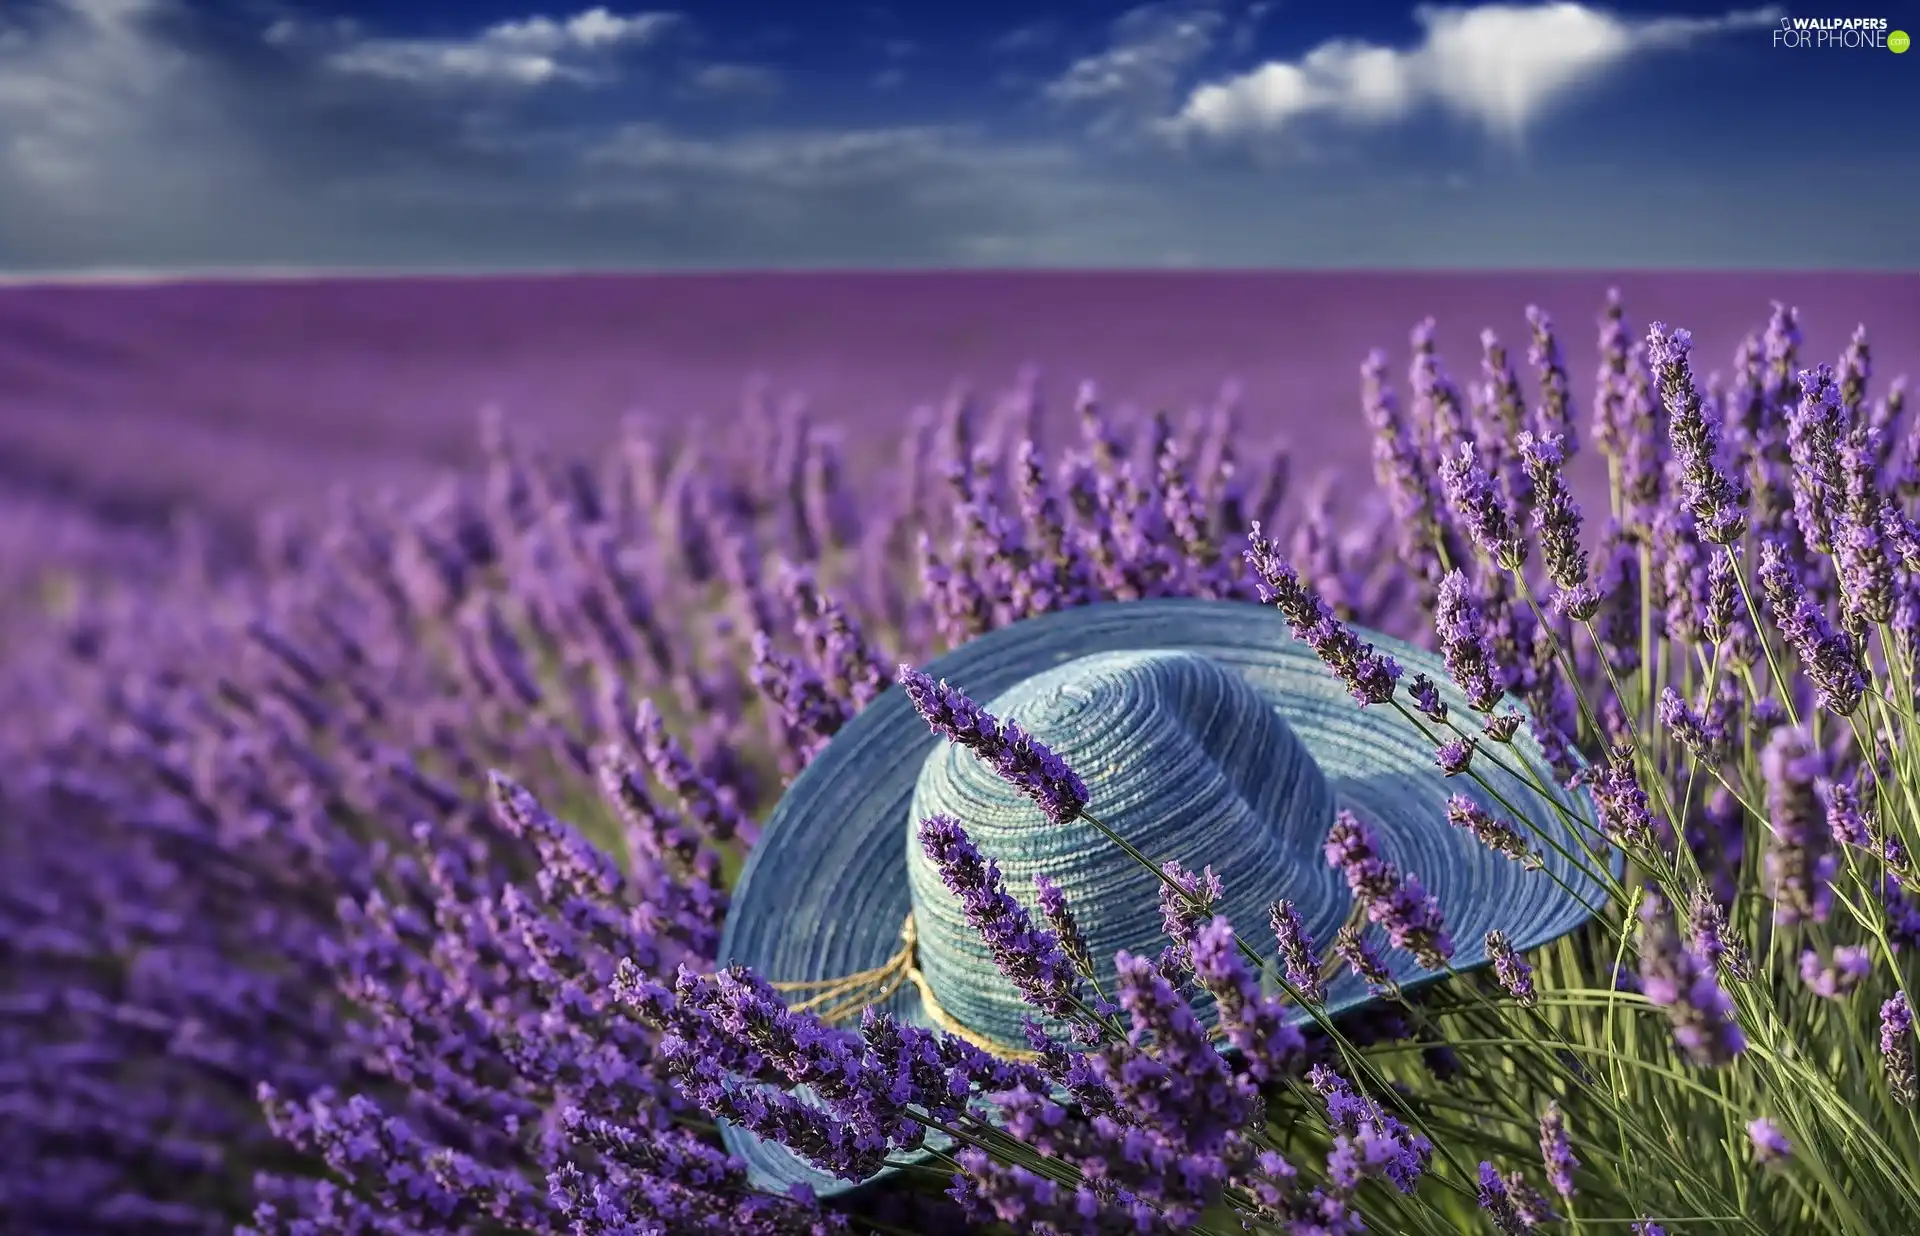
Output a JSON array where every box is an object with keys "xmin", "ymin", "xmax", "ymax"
[{"xmin": 4, "ymin": 271, "xmax": 1914, "ymax": 537}]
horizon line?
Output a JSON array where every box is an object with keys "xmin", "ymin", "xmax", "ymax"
[{"xmin": 2, "ymin": 263, "xmax": 1916, "ymax": 289}]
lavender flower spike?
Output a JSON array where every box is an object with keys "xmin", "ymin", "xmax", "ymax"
[
  {"xmin": 1310, "ymin": 1064, "xmax": 1434, "ymax": 1194},
  {"xmin": 1440, "ymin": 440, "xmax": 1527, "ymax": 570},
  {"xmin": 1245, "ymin": 523, "xmax": 1403, "ymax": 704},
  {"xmin": 1269, "ymin": 898, "xmax": 1325, "ymax": 1005},
  {"xmin": 1788, "ymin": 365, "xmax": 1847, "ymax": 554},
  {"xmin": 1485, "ymin": 930, "xmax": 1537, "ymax": 1006},
  {"xmin": 1324, "ymin": 809, "xmax": 1455, "ymax": 969},
  {"xmin": 1882, "ymin": 991, "xmax": 1916, "ymax": 1106},
  {"xmin": 1518, "ymin": 430, "xmax": 1599, "ymax": 618},
  {"xmin": 898, "ymin": 665, "xmax": 1088, "ymax": 824},
  {"xmin": 1033, "ymin": 874, "xmax": 1095, "ymax": 979},
  {"xmin": 1636, "ymin": 891, "xmax": 1746, "ymax": 1066},
  {"xmin": 1539, "ymin": 1102, "xmax": 1579, "ymax": 1199},
  {"xmin": 1435, "ymin": 569, "xmax": 1503, "ymax": 713},
  {"xmin": 1447, "ymin": 794, "xmax": 1538, "ymax": 867},
  {"xmin": 1189, "ymin": 916, "xmax": 1307, "ymax": 1082},
  {"xmin": 1747, "ymin": 1117, "xmax": 1792, "ymax": 1166},
  {"xmin": 1478, "ymin": 1162, "xmax": 1527, "ymax": 1236},
  {"xmin": 1761, "ymin": 725, "xmax": 1838, "ymax": 924},
  {"xmin": 1798, "ymin": 945, "xmax": 1871, "ymax": 1000},
  {"xmin": 1647, "ymin": 322, "xmax": 1749, "ymax": 544},
  {"xmin": 919, "ymin": 815, "xmax": 1081, "ymax": 1019}
]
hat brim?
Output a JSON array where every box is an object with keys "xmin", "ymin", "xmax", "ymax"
[{"xmin": 717, "ymin": 598, "xmax": 1607, "ymax": 1198}]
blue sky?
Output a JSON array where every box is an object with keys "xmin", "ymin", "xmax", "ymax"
[{"xmin": 0, "ymin": 0, "xmax": 1912, "ymax": 272}]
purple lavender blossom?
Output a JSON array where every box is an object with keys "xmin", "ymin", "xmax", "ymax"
[
  {"xmin": 1478, "ymin": 330, "xmax": 1531, "ymax": 504},
  {"xmin": 1309, "ymin": 1064, "xmax": 1434, "ymax": 1195},
  {"xmin": 1787, "ymin": 364, "xmax": 1847, "ymax": 554},
  {"xmin": 749, "ymin": 631, "xmax": 847, "ymax": 762},
  {"xmin": 1703, "ymin": 548, "xmax": 1739, "ymax": 646},
  {"xmin": 918, "ymin": 815, "xmax": 1081, "ymax": 1020},
  {"xmin": 1747, "ymin": 1117, "xmax": 1792, "ymax": 1166},
  {"xmin": 1647, "ymin": 323, "xmax": 1749, "ymax": 544},
  {"xmin": 1518, "ymin": 430, "xmax": 1599, "ymax": 619},
  {"xmin": 1539, "ymin": 1102, "xmax": 1579, "ymax": 1199},
  {"xmin": 1033, "ymin": 874, "xmax": 1095, "ymax": 980},
  {"xmin": 1010, "ymin": 439, "xmax": 1093, "ymax": 612},
  {"xmin": 1526, "ymin": 306, "xmax": 1576, "ymax": 450},
  {"xmin": 1687, "ymin": 888, "xmax": 1750, "ymax": 982},
  {"xmin": 1883, "ymin": 991, "xmax": 1916, "ymax": 1107},
  {"xmin": 1761, "ymin": 727, "xmax": 1839, "ymax": 925},
  {"xmin": 1334, "ymin": 924, "xmax": 1395, "ymax": 992},
  {"xmin": 1506, "ymin": 1172, "xmax": 1558, "ymax": 1229},
  {"xmin": 1159, "ymin": 859, "xmax": 1225, "ymax": 967},
  {"xmin": 1189, "ymin": 917, "xmax": 1307, "ymax": 1082},
  {"xmin": 1440, "ymin": 440, "xmax": 1526, "ymax": 570},
  {"xmin": 948, "ymin": 1148, "xmax": 1114, "ymax": 1234},
  {"xmin": 1477, "ymin": 1161, "xmax": 1527, "ymax": 1235},
  {"xmin": 1887, "ymin": 878, "xmax": 1920, "ymax": 952},
  {"xmin": 1485, "ymin": 931, "xmax": 1536, "ymax": 1006},
  {"xmin": 1592, "ymin": 521, "xmax": 1644, "ymax": 674},
  {"xmin": 1658, "ymin": 686, "xmax": 1723, "ymax": 764},
  {"xmin": 1836, "ymin": 424, "xmax": 1895, "ymax": 627},
  {"xmin": 1839, "ymin": 323, "xmax": 1872, "ymax": 415},
  {"xmin": 1592, "ymin": 290, "xmax": 1632, "ymax": 461},
  {"xmin": 898, "ymin": 666, "xmax": 1089, "ymax": 824},
  {"xmin": 780, "ymin": 563, "xmax": 892, "ymax": 710},
  {"xmin": 1825, "ymin": 777, "xmax": 1874, "ymax": 850},
  {"xmin": 1324, "ymin": 810, "xmax": 1454, "ymax": 969},
  {"xmin": 1269, "ymin": 899, "xmax": 1326, "ymax": 1005},
  {"xmin": 1756, "ymin": 539, "xmax": 1865, "ymax": 716},
  {"xmin": 1409, "ymin": 672, "xmax": 1447, "ymax": 721},
  {"xmin": 1798, "ymin": 946, "xmax": 1872, "ymax": 1000},
  {"xmin": 1435, "ymin": 569, "xmax": 1503, "ymax": 713},
  {"xmin": 1105, "ymin": 949, "xmax": 1261, "ymax": 1151},
  {"xmin": 1362, "ymin": 348, "xmax": 1449, "ymax": 593},
  {"xmin": 1446, "ymin": 794, "xmax": 1537, "ymax": 867},
  {"xmin": 1409, "ymin": 317, "xmax": 1472, "ymax": 459},
  {"xmin": 634, "ymin": 698, "xmax": 751, "ymax": 842},
  {"xmin": 1436, "ymin": 735, "xmax": 1477, "ymax": 776},
  {"xmin": 1244, "ymin": 526, "xmax": 1404, "ymax": 704},
  {"xmin": 1637, "ymin": 892, "xmax": 1746, "ymax": 1067},
  {"xmin": 1589, "ymin": 748, "xmax": 1663, "ymax": 852}
]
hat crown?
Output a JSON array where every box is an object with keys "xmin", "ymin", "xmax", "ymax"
[{"xmin": 904, "ymin": 648, "xmax": 1342, "ymax": 1045}]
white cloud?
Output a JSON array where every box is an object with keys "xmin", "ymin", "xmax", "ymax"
[
  {"xmin": 323, "ymin": 7, "xmax": 678, "ymax": 88},
  {"xmin": 0, "ymin": 0, "xmax": 1140, "ymax": 272},
  {"xmin": 587, "ymin": 124, "xmax": 976, "ymax": 185},
  {"xmin": 1045, "ymin": 1, "xmax": 1223, "ymax": 131},
  {"xmin": 682, "ymin": 62, "xmax": 781, "ymax": 100},
  {"xmin": 566, "ymin": 123, "xmax": 1140, "ymax": 263},
  {"xmin": 992, "ymin": 21, "xmax": 1062, "ymax": 55},
  {"xmin": 1168, "ymin": 3, "xmax": 1780, "ymax": 143},
  {"xmin": 0, "ymin": 0, "xmax": 200, "ymax": 198}
]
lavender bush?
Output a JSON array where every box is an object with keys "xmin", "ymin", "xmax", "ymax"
[{"xmin": 3, "ymin": 290, "xmax": 1915, "ymax": 1235}]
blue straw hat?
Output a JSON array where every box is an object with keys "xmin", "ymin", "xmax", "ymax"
[{"xmin": 719, "ymin": 597, "xmax": 1604, "ymax": 1197}]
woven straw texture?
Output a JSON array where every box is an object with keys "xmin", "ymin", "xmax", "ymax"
[{"xmin": 718, "ymin": 598, "xmax": 1605, "ymax": 1196}]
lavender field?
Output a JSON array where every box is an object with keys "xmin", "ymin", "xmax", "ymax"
[
  {"xmin": 8, "ymin": 269, "xmax": 1920, "ymax": 1236},
  {"xmin": 3, "ymin": 272, "xmax": 1914, "ymax": 529}
]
